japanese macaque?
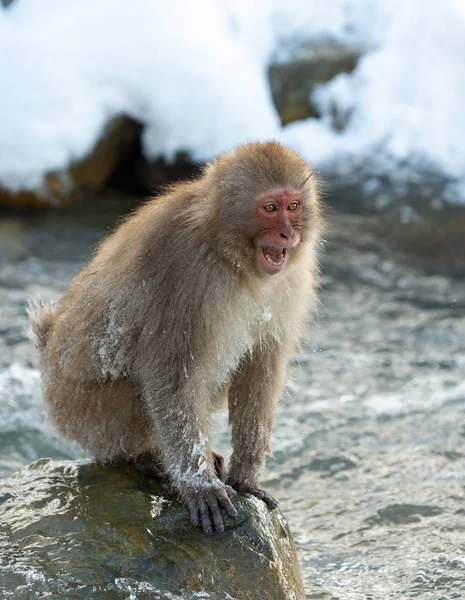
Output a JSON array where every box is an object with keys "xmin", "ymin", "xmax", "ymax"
[{"xmin": 29, "ymin": 141, "xmax": 322, "ymax": 534}]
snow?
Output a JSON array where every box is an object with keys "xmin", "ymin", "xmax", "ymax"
[
  {"xmin": 262, "ymin": 309, "xmax": 273, "ymax": 322},
  {"xmin": 0, "ymin": 0, "xmax": 277, "ymax": 191},
  {"xmin": 0, "ymin": 0, "xmax": 464, "ymax": 202},
  {"xmin": 279, "ymin": 0, "xmax": 465, "ymax": 197}
]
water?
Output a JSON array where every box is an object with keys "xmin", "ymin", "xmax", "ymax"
[{"xmin": 1, "ymin": 208, "xmax": 464, "ymax": 599}]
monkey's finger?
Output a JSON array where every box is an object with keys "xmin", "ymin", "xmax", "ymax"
[
  {"xmin": 199, "ymin": 498, "xmax": 213, "ymax": 535},
  {"xmin": 208, "ymin": 499, "xmax": 225, "ymax": 533},
  {"xmin": 218, "ymin": 495, "xmax": 238, "ymax": 518},
  {"xmin": 189, "ymin": 501, "xmax": 200, "ymax": 527},
  {"xmin": 261, "ymin": 493, "xmax": 278, "ymax": 510},
  {"xmin": 224, "ymin": 484, "xmax": 237, "ymax": 498},
  {"xmin": 240, "ymin": 486, "xmax": 278, "ymax": 510},
  {"xmin": 252, "ymin": 489, "xmax": 265, "ymax": 499}
]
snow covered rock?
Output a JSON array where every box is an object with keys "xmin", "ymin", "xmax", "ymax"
[
  {"xmin": 0, "ymin": 116, "xmax": 141, "ymax": 208},
  {"xmin": 1, "ymin": 0, "xmax": 464, "ymax": 211},
  {"xmin": 269, "ymin": 41, "xmax": 364, "ymax": 126}
]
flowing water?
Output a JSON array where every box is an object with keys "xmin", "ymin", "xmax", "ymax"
[{"xmin": 0, "ymin": 206, "xmax": 464, "ymax": 599}]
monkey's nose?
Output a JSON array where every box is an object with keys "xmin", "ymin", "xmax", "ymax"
[
  {"xmin": 279, "ymin": 231, "xmax": 297, "ymax": 244},
  {"xmin": 277, "ymin": 214, "xmax": 295, "ymax": 241}
]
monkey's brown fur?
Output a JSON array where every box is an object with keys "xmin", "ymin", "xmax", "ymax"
[{"xmin": 29, "ymin": 141, "xmax": 322, "ymax": 533}]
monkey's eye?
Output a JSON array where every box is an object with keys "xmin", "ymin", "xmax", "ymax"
[
  {"xmin": 288, "ymin": 201, "xmax": 299, "ymax": 212},
  {"xmin": 263, "ymin": 203, "xmax": 276, "ymax": 213}
]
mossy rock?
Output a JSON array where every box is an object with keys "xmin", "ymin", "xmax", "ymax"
[
  {"xmin": 0, "ymin": 459, "xmax": 304, "ymax": 599},
  {"xmin": 268, "ymin": 42, "xmax": 364, "ymax": 126},
  {"xmin": 0, "ymin": 116, "xmax": 141, "ymax": 209}
]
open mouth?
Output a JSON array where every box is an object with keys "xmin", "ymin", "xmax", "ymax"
[
  {"xmin": 259, "ymin": 246, "xmax": 287, "ymax": 274},
  {"xmin": 263, "ymin": 247, "xmax": 286, "ymax": 266}
]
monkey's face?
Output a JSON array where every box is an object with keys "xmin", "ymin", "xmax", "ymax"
[{"xmin": 252, "ymin": 188, "xmax": 303, "ymax": 276}]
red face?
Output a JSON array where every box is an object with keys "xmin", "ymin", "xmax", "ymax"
[{"xmin": 254, "ymin": 188, "xmax": 303, "ymax": 275}]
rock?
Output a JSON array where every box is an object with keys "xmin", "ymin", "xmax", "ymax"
[
  {"xmin": 367, "ymin": 503, "xmax": 444, "ymax": 526},
  {"xmin": 68, "ymin": 115, "xmax": 142, "ymax": 190},
  {"xmin": 268, "ymin": 42, "xmax": 364, "ymax": 126},
  {"xmin": 268, "ymin": 41, "xmax": 465, "ymax": 218},
  {"xmin": 0, "ymin": 220, "xmax": 31, "ymax": 261},
  {"xmin": 0, "ymin": 459, "xmax": 305, "ymax": 600},
  {"xmin": 388, "ymin": 211, "xmax": 465, "ymax": 276},
  {"xmin": 322, "ymin": 155, "xmax": 461, "ymax": 215},
  {"xmin": 307, "ymin": 455, "xmax": 357, "ymax": 474},
  {"xmin": 0, "ymin": 115, "xmax": 142, "ymax": 209},
  {"xmin": 108, "ymin": 148, "xmax": 202, "ymax": 198}
]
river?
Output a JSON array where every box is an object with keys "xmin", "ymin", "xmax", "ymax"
[{"xmin": 1, "ymin": 204, "xmax": 464, "ymax": 599}]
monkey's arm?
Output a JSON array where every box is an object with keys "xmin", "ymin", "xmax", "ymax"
[
  {"xmin": 226, "ymin": 341, "xmax": 288, "ymax": 509},
  {"xmin": 139, "ymin": 377, "xmax": 238, "ymax": 533}
]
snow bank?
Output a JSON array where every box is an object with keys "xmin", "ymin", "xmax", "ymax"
[
  {"xmin": 0, "ymin": 0, "xmax": 278, "ymax": 191},
  {"xmin": 278, "ymin": 0, "xmax": 465, "ymax": 202},
  {"xmin": 0, "ymin": 0, "xmax": 465, "ymax": 202}
]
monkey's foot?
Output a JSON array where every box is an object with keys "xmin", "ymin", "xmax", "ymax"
[
  {"xmin": 226, "ymin": 480, "xmax": 278, "ymax": 510},
  {"xmin": 133, "ymin": 455, "xmax": 166, "ymax": 480},
  {"xmin": 184, "ymin": 480, "xmax": 238, "ymax": 535},
  {"xmin": 211, "ymin": 449, "xmax": 226, "ymax": 481}
]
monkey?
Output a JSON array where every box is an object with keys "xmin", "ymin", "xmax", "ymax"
[{"xmin": 28, "ymin": 141, "xmax": 322, "ymax": 534}]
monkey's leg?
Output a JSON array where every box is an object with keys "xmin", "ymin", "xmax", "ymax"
[
  {"xmin": 140, "ymin": 382, "xmax": 238, "ymax": 534},
  {"xmin": 211, "ymin": 449, "xmax": 226, "ymax": 481},
  {"xmin": 226, "ymin": 343, "xmax": 287, "ymax": 509},
  {"xmin": 44, "ymin": 373, "xmax": 157, "ymax": 463},
  {"xmin": 209, "ymin": 386, "xmax": 228, "ymax": 480},
  {"xmin": 132, "ymin": 451, "xmax": 166, "ymax": 480},
  {"xmin": 133, "ymin": 451, "xmax": 223, "ymax": 481}
]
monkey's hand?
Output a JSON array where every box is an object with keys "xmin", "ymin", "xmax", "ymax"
[
  {"xmin": 182, "ymin": 480, "xmax": 238, "ymax": 534},
  {"xmin": 226, "ymin": 478, "xmax": 278, "ymax": 510}
]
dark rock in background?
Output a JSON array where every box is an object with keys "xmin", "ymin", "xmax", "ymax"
[
  {"xmin": 0, "ymin": 115, "xmax": 142, "ymax": 209},
  {"xmin": 0, "ymin": 115, "xmax": 201, "ymax": 210},
  {"xmin": 268, "ymin": 41, "xmax": 364, "ymax": 127}
]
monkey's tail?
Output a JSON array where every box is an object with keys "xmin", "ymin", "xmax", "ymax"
[{"xmin": 27, "ymin": 299, "xmax": 55, "ymax": 352}]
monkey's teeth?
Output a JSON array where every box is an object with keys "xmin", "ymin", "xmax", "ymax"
[{"xmin": 263, "ymin": 251, "xmax": 285, "ymax": 266}]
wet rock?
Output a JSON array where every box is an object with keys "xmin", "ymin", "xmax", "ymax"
[
  {"xmin": 0, "ymin": 459, "xmax": 305, "ymax": 600},
  {"xmin": 282, "ymin": 455, "xmax": 357, "ymax": 483},
  {"xmin": 0, "ymin": 220, "xmax": 31, "ymax": 261},
  {"xmin": 388, "ymin": 212, "xmax": 465, "ymax": 277},
  {"xmin": 0, "ymin": 116, "xmax": 141, "ymax": 209},
  {"xmin": 322, "ymin": 155, "xmax": 462, "ymax": 218},
  {"xmin": 367, "ymin": 503, "xmax": 444, "ymax": 526},
  {"xmin": 268, "ymin": 42, "xmax": 364, "ymax": 126},
  {"xmin": 443, "ymin": 451, "xmax": 465, "ymax": 461},
  {"xmin": 322, "ymin": 207, "xmax": 465, "ymax": 278},
  {"xmin": 308, "ymin": 455, "xmax": 357, "ymax": 474}
]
